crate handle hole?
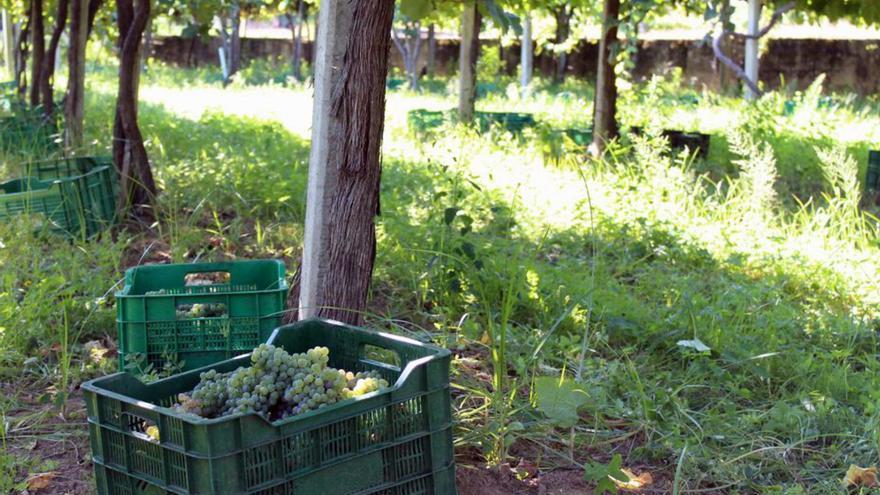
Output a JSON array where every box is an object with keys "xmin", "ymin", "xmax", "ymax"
[
  {"xmin": 360, "ymin": 344, "xmax": 401, "ymax": 370},
  {"xmin": 125, "ymin": 413, "xmax": 160, "ymax": 443},
  {"xmin": 184, "ymin": 271, "xmax": 231, "ymax": 287},
  {"xmin": 176, "ymin": 303, "xmax": 228, "ymax": 319}
]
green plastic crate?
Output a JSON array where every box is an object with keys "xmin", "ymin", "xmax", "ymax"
[
  {"xmin": 387, "ymin": 77, "xmax": 406, "ymax": 90},
  {"xmin": 630, "ymin": 127, "xmax": 711, "ymax": 158},
  {"xmin": 116, "ymin": 260, "xmax": 289, "ymax": 373},
  {"xmin": 85, "ymin": 318, "xmax": 456, "ymax": 495},
  {"xmin": 22, "ymin": 155, "xmax": 116, "ymax": 181},
  {"xmin": 867, "ymin": 150, "xmax": 880, "ymax": 192},
  {"xmin": 20, "ymin": 156, "xmax": 119, "ymax": 210},
  {"xmin": 474, "ymin": 112, "xmax": 536, "ymax": 134},
  {"xmin": 407, "ymin": 109, "xmax": 447, "ymax": 134},
  {"xmin": 0, "ymin": 164, "xmax": 117, "ymax": 238},
  {"xmin": 560, "ymin": 127, "xmax": 592, "ymax": 147},
  {"xmin": 0, "ymin": 111, "xmax": 59, "ymax": 155}
]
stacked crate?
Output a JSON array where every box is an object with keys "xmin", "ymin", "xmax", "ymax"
[{"xmin": 0, "ymin": 157, "xmax": 117, "ymax": 239}]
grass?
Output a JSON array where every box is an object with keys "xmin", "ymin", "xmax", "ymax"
[{"xmin": 0, "ymin": 61, "xmax": 879, "ymax": 493}]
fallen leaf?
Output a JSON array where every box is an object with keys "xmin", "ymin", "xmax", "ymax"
[
  {"xmin": 27, "ymin": 472, "xmax": 57, "ymax": 491},
  {"xmin": 613, "ymin": 468, "xmax": 653, "ymax": 491},
  {"xmin": 676, "ymin": 339, "xmax": 711, "ymax": 353},
  {"xmin": 843, "ymin": 464, "xmax": 879, "ymax": 487}
]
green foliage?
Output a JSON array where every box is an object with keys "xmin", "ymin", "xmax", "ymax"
[
  {"xmin": 584, "ymin": 454, "xmax": 629, "ymax": 495},
  {"xmin": 533, "ymin": 375, "xmax": 589, "ymax": 427},
  {"xmin": 1, "ymin": 63, "xmax": 880, "ymax": 491}
]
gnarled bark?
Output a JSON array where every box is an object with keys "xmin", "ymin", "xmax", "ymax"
[
  {"xmin": 299, "ymin": 0, "xmax": 395, "ymax": 325},
  {"xmin": 113, "ymin": 0, "xmax": 156, "ymax": 224}
]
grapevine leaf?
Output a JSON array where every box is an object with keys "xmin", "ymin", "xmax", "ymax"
[{"xmin": 534, "ymin": 375, "xmax": 589, "ymax": 427}]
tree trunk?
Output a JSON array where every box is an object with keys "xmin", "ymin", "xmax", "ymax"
[
  {"xmin": 230, "ymin": 0, "xmax": 241, "ymax": 74},
  {"xmin": 458, "ymin": 1, "xmax": 480, "ymax": 123},
  {"xmin": 86, "ymin": 0, "xmax": 101, "ymax": 35},
  {"xmin": 29, "ymin": 0, "xmax": 43, "ymax": 108},
  {"xmin": 591, "ymin": 0, "xmax": 620, "ymax": 155},
  {"xmin": 290, "ymin": 0, "xmax": 305, "ymax": 81},
  {"xmin": 65, "ymin": 0, "xmax": 88, "ymax": 148},
  {"xmin": 744, "ymin": 0, "xmax": 761, "ymax": 100},
  {"xmin": 409, "ymin": 23, "xmax": 422, "ymax": 90},
  {"xmin": 520, "ymin": 13, "xmax": 532, "ymax": 98},
  {"xmin": 299, "ymin": 0, "xmax": 395, "ymax": 325},
  {"xmin": 142, "ymin": 14, "xmax": 152, "ymax": 68},
  {"xmin": 2, "ymin": 10, "xmax": 14, "ymax": 76},
  {"xmin": 311, "ymin": 13, "xmax": 318, "ymax": 67},
  {"xmin": 40, "ymin": 0, "xmax": 68, "ymax": 116},
  {"xmin": 113, "ymin": 0, "xmax": 156, "ymax": 224},
  {"xmin": 14, "ymin": 15, "xmax": 28, "ymax": 99},
  {"xmin": 553, "ymin": 7, "xmax": 571, "ymax": 84},
  {"xmin": 426, "ymin": 23, "xmax": 436, "ymax": 77},
  {"xmin": 392, "ymin": 23, "xmax": 422, "ymax": 91}
]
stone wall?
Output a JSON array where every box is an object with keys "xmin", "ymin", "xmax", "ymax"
[{"xmin": 149, "ymin": 35, "xmax": 880, "ymax": 94}]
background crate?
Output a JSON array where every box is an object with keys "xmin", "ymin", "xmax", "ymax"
[
  {"xmin": 630, "ymin": 127, "xmax": 711, "ymax": 158},
  {"xmin": 474, "ymin": 111, "xmax": 536, "ymax": 134},
  {"xmin": 560, "ymin": 127, "xmax": 592, "ymax": 147},
  {"xmin": 0, "ymin": 111, "xmax": 60, "ymax": 156},
  {"xmin": 116, "ymin": 260, "xmax": 289, "ymax": 373},
  {"xmin": 407, "ymin": 109, "xmax": 447, "ymax": 134},
  {"xmin": 85, "ymin": 318, "xmax": 456, "ymax": 495},
  {"xmin": 0, "ymin": 164, "xmax": 117, "ymax": 239},
  {"xmin": 23, "ymin": 157, "xmax": 118, "ymax": 223},
  {"xmin": 23, "ymin": 156, "xmax": 117, "ymax": 182},
  {"xmin": 867, "ymin": 150, "xmax": 880, "ymax": 192}
]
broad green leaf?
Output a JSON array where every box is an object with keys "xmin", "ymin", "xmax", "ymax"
[
  {"xmin": 584, "ymin": 454, "xmax": 629, "ymax": 495},
  {"xmin": 534, "ymin": 375, "xmax": 589, "ymax": 427},
  {"xmin": 444, "ymin": 207, "xmax": 459, "ymax": 226}
]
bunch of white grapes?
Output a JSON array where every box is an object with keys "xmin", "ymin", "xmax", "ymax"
[{"xmin": 175, "ymin": 344, "xmax": 389, "ymax": 420}]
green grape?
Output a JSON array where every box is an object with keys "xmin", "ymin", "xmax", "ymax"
[{"xmin": 175, "ymin": 344, "xmax": 391, "ymax": 422}]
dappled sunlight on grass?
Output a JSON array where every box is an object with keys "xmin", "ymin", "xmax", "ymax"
[{"xmin": 1, "ymin": 65, "xmax": 878, "ymax": 492}]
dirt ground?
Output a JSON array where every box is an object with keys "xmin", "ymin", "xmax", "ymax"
[
  {"xmin": 5, "ymin": 391, "xmax": 664, "ymax": 495},
  {"xmin": 4, "ymin": 385, "xmax": 653, "ymax": 495}
]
